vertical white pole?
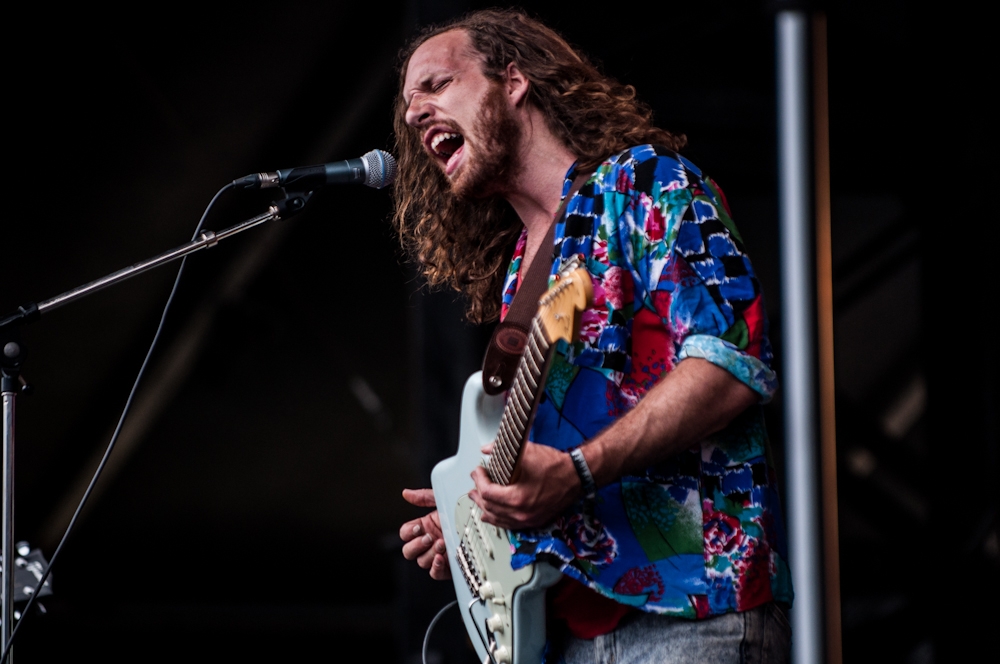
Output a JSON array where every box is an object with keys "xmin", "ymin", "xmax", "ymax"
[
  {"xmin": 776, "ymin": 10, "xmax": 823, "ymax": 664},
  {"xmin": 1, "ymin": 388, "xmax": 14, "ymax": 664}
]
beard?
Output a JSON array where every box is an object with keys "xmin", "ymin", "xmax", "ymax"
[{"xmin": 451, "ymin": 83, "xmax": 523, "ymax": 201}]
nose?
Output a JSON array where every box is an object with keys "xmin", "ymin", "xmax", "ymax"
[{"xmin": 405, "ymin": 95, "xmax": 433, "ymax": 128}]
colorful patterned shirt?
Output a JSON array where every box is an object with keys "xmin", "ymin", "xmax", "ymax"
[{"xmin": 501, "ymin": 145, "xmax": 793, "ymax": 618}]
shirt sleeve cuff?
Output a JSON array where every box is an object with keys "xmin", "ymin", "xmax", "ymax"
[{"xmin": 679, "ymin": 334, "xmax": 778, "ymax": 402}]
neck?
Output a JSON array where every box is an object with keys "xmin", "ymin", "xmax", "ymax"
[{"xmin": 503, "ymin": 107, "xmax": 577, "ymax": 273}]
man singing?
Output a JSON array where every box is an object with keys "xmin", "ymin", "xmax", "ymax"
[{"xmin": 395, "ymin": 9, "xmax": 792, "ymax": 663}]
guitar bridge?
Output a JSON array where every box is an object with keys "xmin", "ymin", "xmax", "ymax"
[{"xmin": 456, "ymin": 540, "xmax": 482, "ymax": 598}]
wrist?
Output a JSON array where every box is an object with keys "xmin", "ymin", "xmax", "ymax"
[{"xmin": 569, "ymin": 447, "xmax": 597, "ymax": 500}]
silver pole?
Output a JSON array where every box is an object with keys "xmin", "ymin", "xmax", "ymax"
[
  {"xmin": 2, "ymin": 388, "xmax": 14, "ymax": 663},
  {"xmin": 776, "ymin": 10, "xmax": 823, "ymax": 664}
]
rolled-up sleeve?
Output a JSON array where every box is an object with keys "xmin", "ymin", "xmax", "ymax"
[{"xmin": 679, "ymin": 334, "xmax": 777, "ymax": 401}]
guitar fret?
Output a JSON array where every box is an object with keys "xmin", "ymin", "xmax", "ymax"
[
  {"xmin": 515, "ymin": 371, "xmax": 536, "ymax": 401},
  {"xmin": 499, "ymin": 419, "xmax": 518, "ymax": 450},
  {"xmin": 516, "ymin": 381, "xmax": 534, "ymax": 412},
  {"xmin": 492, "ymin": 434, "xmax": 511, "ymax": 468},
  {"xmin": 500, "ymin": 413, "xmax": 520, "ymax": 448},
  {"xmin": 499, "ymin": 433, "xmax": 518, "ymax": 466},
  {"xmin": 512, "ymin": 381, "xmax": 530, "ymax": 416},
  {"xmin": 532, "ymin": 322, "xmax": 549, "ymax": 349},
  {"xmin": 490, "ymin": 457, "xmax": 509, "ymax": 485},
  {"xmin": 496, "ymin": 446, "xmax": 514, "ymax": 473},
  {"xmin": 492, "ymin": 440, "xmax": 513, "ymax": 472},
  {"xmin": 525, "ymin": 347, "xmax": 545, "ymax": 381},
  {"xmin": 507, "ymin": 376, "xmax": 525, "ymax": 415},
  {"xmin": 514, "ymin": 394, "xmax": 532, "ymax": 429},
  {"xmin": 508, "ymin": 415, "xmax": 526, "ymax": 442},
  {"xmin": 497, "ymin": 430, "xmax": 521, "ymax": 457},
  {"xmin": 494, "ymin": 444, "xmax": 511, "ymax": 470},
  {"xmin": 508, "ymin": 394, "xmax": 529, "ymax": 430},
  {"xmin": 515, "ymin": 371, "xmax": 533, "ymax": 405},
  {"xmin": 524, "ymin": 341, "xmax": 543, "ymax": 376},
  {"xmin": 490, "ymin": 440, "xmax": 514, "ymax": 478},
  {"xmin": 530, "ymin": 330, "xmax": 549, "ymax": 358},
  {"xmin": 513, "ymin": 365, "xmax": 533, "ymax": 398}
]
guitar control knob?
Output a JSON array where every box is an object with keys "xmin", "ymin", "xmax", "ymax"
[
  {"xmin": 479, "ymin": 582, "xmax": 494, "ymax": 600},
  {"xmin": 493, "ymin": 646, "xmax": 511, "ymax": 663},
  {"xmin": 487, "ymin": 614, "xmax": 504, "ymax": 633}
]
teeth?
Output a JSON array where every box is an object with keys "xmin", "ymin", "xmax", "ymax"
[{"xmin": 431, "ymin": 132, "xmax": 461, "ymax": 155}]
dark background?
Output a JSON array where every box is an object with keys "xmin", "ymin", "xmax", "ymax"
[{"xmin": 1, "ymin": 1, "xmax": 994, "ymax": 662}]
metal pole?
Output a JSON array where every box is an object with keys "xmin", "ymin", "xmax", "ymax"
[
  {"xmin": 1, "ymin": 387, "xmax": 15, "ymax": 663},
  {"xmin": 776, "ymin": 10, "xmax": 823, "ymax": 664}
]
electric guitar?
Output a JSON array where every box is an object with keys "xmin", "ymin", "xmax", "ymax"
[{"xmin": 431, "ymin": 261, "xmax": 593, "ymax": 664}]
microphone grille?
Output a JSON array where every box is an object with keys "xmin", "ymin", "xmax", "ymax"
[{"xmin": 361, "ymin": 150, "xmax": 398, "ymax": 189}]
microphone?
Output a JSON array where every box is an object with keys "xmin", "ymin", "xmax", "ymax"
[{"xmin": 233, "ymin": 149, "xmax": 397, "ymax": 191}]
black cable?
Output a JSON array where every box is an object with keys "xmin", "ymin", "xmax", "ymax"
[
  {"xmin": 1, "ymin": 182, "xmax": 236, "ymax": 663},
  {"xmin": 422, "ymin": 599, "xmax": 459, "ymax": 664}
]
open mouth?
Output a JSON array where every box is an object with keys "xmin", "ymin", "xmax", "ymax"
[{"xmin": 430, "ymin": 131, "xmax": 465, "ymax": 161}]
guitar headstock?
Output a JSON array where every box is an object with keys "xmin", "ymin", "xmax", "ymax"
[{"xmin": 536, "ymin": 265, "xmax": 594, "ymax": 345}]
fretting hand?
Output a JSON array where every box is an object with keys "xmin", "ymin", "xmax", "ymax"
[{"xmin": 470, "ymin": 441, "xmax": 582, "ymax": 530}]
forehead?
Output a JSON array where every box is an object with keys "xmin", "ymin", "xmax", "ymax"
[{"xmin": 403, "ymin": 30, "xmax": 479, "ymax": 92}]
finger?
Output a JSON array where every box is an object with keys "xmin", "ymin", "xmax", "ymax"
[
  {"xmin": 481, "ymin": 441, "xmax": 494, "ymax": 454},
  {"xmin": 421, "ymin": 513, "xmax": 443, "ymax": 539},
  {"xmin": 416, "ymin": 539, "xmax": 439, "ymax": 568},
  {"xmin": 467, "ymin": 489, "xmax": 503, "ymax": 527},
  {"xmin": 402, "ymin": 488, "xmax": 437, "ymax": 508},
  {"xmin": 471, "ymin": 468, "xmax": 515, "ymax": 508},
  {"xmin": 402, "ymin": 534, "xmax": 434, "ymax": 561},
  {"xmin": 399, "ymin": 518, "xmax": 423, "ymax": 541},
  {"xmin": 430, "ymin": 553, "xmax": 452, "ymax": 580},
  {"xmin": 470, "ymin": 466, "xmax": 495, "ymax": 498},
  {"xmin": 469, "ymin": 488, "xmax": 484, "ymax": 511},
  {"xmin": 478, "ymin": 507, "xmax": 523, "ymax": 530}
]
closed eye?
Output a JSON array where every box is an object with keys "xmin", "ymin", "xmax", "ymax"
[{"xmin": 433, "ymin": 78, "xmax": 451, "ymax": 92}]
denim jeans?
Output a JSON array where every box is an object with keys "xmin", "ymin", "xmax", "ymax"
[{"xmin": 556, "ymin": 602, "xmax": 791, "ymax": 664}]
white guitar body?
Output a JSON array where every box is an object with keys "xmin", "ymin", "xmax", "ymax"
[{"xmin": 431, "ymin": 372, "xmax": 562, "ymax": 664}]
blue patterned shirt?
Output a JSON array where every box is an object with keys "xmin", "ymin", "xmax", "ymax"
[{"xmin": 502, "ymin": 145, "xmax": 793, "ymax": 618}]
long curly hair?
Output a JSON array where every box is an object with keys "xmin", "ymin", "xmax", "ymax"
[{"xmin": 392, "ymin": 8, "xmax": 685, "ymax": 323}]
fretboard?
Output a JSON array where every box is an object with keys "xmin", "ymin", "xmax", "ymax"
[{"xmin": 485, "ymin": 317, "xmax": 553, "ymax": 485}]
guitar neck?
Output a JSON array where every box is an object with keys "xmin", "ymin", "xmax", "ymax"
[{"xmin": 485, "ymin": 317, "xmax": 553, "ymax": 485}]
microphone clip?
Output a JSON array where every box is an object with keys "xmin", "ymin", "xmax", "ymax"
[{"xmin": 272, "ymin": 188, "xmax": 315, "ymax": 218}]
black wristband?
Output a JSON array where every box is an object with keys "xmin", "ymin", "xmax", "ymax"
[{"xmin": 569, "ymin": 447, "xmax": 597, "ymax": 500}]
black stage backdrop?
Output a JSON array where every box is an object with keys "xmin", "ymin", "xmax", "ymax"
[{"xmin": 2, "ymin": 2, "xmax": 993, "ymax": 663}]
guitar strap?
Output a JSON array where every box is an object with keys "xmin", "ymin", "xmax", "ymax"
[{"xmin": 482, "ymin": 170, "xmax": 593, "ymax": 395}]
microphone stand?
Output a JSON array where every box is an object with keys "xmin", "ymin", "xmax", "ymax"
[{"xmin": 0, "ymin": 187, "xmax": 314, "ymax": 660}]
